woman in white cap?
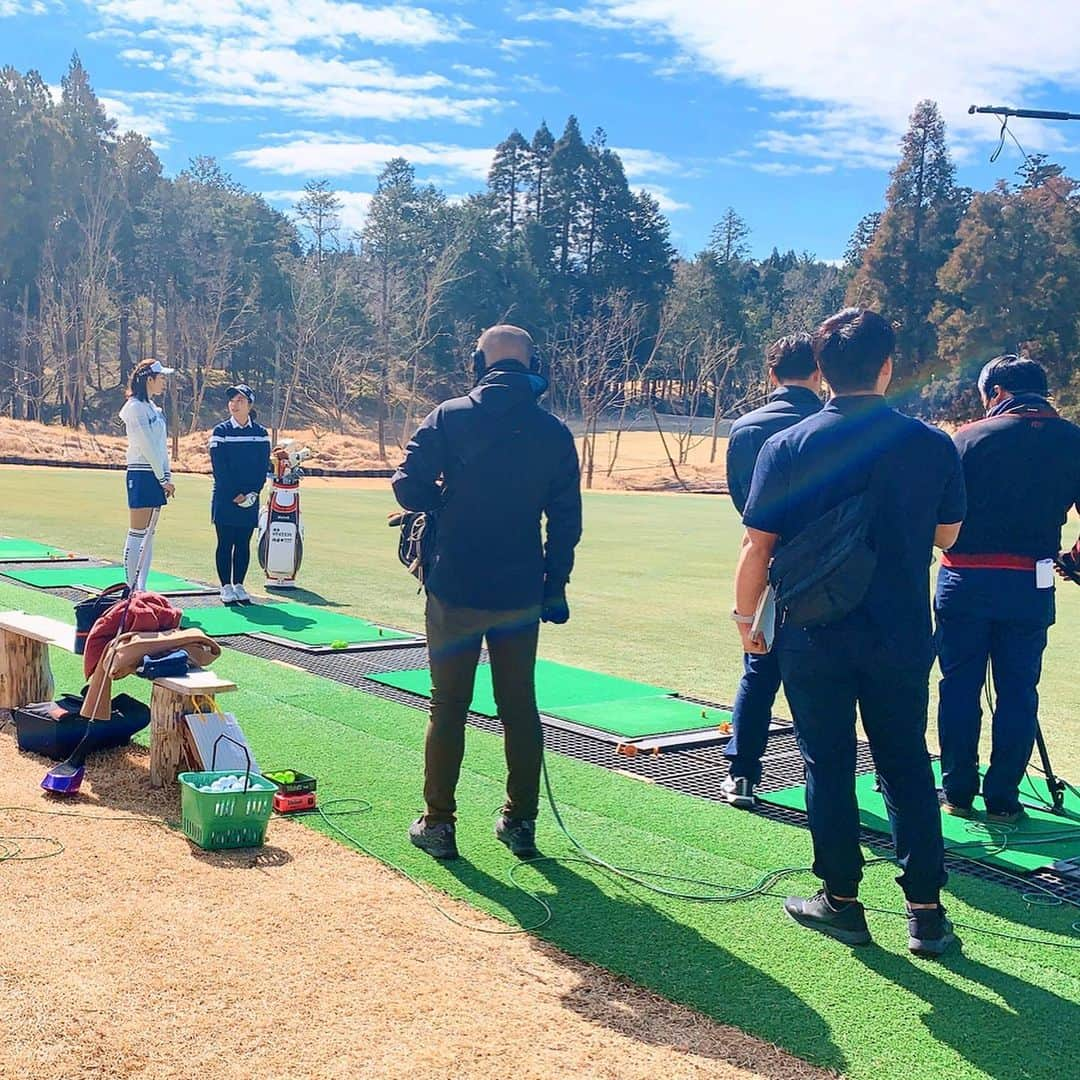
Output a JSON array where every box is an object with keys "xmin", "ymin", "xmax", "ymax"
[
  {"xmin": 208, "ymin": 384, "xmax": 271, "ymax": 604},
  {"xmin": 119, "ymin": 358, "xmax": 175, "ymax": 589}
]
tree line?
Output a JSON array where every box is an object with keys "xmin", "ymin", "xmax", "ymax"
[{"xmin": 2, "ymin": 58, "xmax": 1077, "ymax": 476}]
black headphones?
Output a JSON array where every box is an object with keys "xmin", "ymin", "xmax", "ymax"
[{"xmin": 472, "ymin": 346, "xmax": 543, "ymax": 383}]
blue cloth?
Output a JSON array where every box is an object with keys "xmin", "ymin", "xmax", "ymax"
[
  {"xmin": 726, "ymin": 385, "xmax": 822, "ymax": 514},
  {"xmin": 126, "ymin": 468, "xmax": 167, "ymax": 509},
  {"xmin": 392, "ymin": 364, "xmax": 582, "ymax": 611},
  {"xmin": 950, "ymin": 394, "xmax": 1080, "ymax": 559},
  {"xmin": 743, "ymin": 394, "xmax": 966, "ymax": 665},
  {"xmin": 935, "ymin": 565, "xmax": 1054, "ymax": 813},
  {"xmin": 208, "ymin": 417, "xmax": 271, "ymax": 526},
  {"xmin": 724, "ymin": 650, "xmax": 781, "ymax": 784},
  {"xmin": 779, "ymin": 630, "xmax": 946, "ymax": 904}
]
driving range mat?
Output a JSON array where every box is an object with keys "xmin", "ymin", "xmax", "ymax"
[
  {"xmin": 368, "ymin": 659, "xmax": 674, "ymax": 721},
  {"xmin": 765, "ymin": 764, "xmax": 1080, "ymax": 874},
  {"xmin": 547, "ymin": 695, "xmax": 733, "ymax": 739},
  {"xmin": 1, "ymin": 564, "xmax": 211, "ymax": 593},
  {"xmin": 0, "ymin": 537, "xmax": 82, "ymax": 561},
  {"xmin": 180, "ymin": 601, "xmax": 413, "ymax": 646}
]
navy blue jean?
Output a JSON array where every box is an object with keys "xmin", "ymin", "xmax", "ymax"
[
  {"xmin": 779, "ymin": 629, "xmax": 945, "ymax": 904},
  {"xmin": 935, "ymin": 566, "xmax": 1054, "ymax": 814},
  {"xmin": 725, "ymin": 650, "xmax": 781, "ymax": 784}
]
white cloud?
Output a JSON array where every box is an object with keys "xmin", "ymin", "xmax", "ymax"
[
  {"xmin": 0, "ymin": 0, "xmax": 47, "ymax": 15},
  {"xmin": 118, "ymin": 47, "xmax": 166, "ymax": 70},
  {"xmin": 498, "ymin": 37, "xmax": 549, "ymax": 53},
  {"xmin": 518, "ymin": 6, "xmax": 625, "ymax": 30},
  {"xmin": 236, "ymin": 136, "xmax": 495, "ymax": 180},
  {"xmin": 99, "ymin": 95, "xmax": 175, "ymax": 146},
  {"xmin": 750, "ymin": 161, "xmax": 836, "ymax": 176},
  {"xmin": 638, "ymin": 184, "xmax": 689, "ymax": 212},
  {"xmin": 263, "ymin": 188, "xmax": 373, "ymax": 234},
  {"xmin": 452, "ymin": 64, "xmax": 496, "ymax": 79},
  {"xmin": 585, "ymin": 1, "xmax": 1080, "ymax": 165},
  {"xmin": 615, "ymin": 51, "xmax": 651, "ymax": 63},
  {"xmin": 612, "ymin": 146, "xmax": 679, "ymax": 178},
  {"xmin": 95, "ymin": 0, "xmax": 461, "ymax": 47}
]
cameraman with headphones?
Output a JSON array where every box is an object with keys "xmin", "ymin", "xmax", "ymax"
[{"xmin": 393, "ymin": 324, "xmax": 582, "ymax": 861}]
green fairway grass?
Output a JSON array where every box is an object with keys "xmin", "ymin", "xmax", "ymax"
[
  {"xmin": 1, "ymin": 578, "xmax": 1076, "ymax": 1080},
  {"xmin": 1, "ymin": 465, "xmax": 1077, "ymax": 777},
  {"xmin": 0, "ymin": 536, "xmax": 79, "ymax": 561}
]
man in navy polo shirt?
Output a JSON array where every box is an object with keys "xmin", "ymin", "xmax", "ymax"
[
  {"xmin": 937, "ymin": 356, "xmax": 1080, "ymax": 823},
  {"xmin": 722, "ymin": 333, "xmax": 822, "ymax": 807},
  {"xmin": 735, "ymin": 308, "xmax": 965, "ymax": 956}
]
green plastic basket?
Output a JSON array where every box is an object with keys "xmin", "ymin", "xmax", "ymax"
[{"xmin": 178, "ymin": 771, "xmax": 276, "ymax": 851}]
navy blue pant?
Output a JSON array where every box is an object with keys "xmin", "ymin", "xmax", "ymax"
[
  {"xmin": 936, "ymin": 566, "xmax": 1054, "ymax": 815},
  {"xmin": 725, "ymin": 650, "xmax": 781, "ymax": 783},
  {"xmin": 779, "ymin": 629, "xmax": 945, "ymax": 904}
]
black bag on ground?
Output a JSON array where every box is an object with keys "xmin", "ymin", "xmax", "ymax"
[
  {"xmin": 13, "ymin": 692, "xmax": 150, "ymax": 760},
  {"xmin": 768, "ymin": 462, "xmax": 886, "ymax": 629},
  {"xmin": 74, "ymin": 582, "xmax": 129, "ymax": 655}
]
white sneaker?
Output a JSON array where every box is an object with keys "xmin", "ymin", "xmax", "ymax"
[
  {"xmin": 220, "ymin": 583, "xmax": 238, "ymax": 604},
  {"xmin": 232, "ymin": 583, "xmax": 252, "ymax": 604}
]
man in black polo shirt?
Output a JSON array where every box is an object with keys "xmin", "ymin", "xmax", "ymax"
[
  {"xmin": 722, "ymin": 333, "xmax": 821, "ymax": 807},
  {"xmin": 735, "ymin": 308, "xmax": 965, "ymax": 956},
  {"xmin": 937, "ymin": 356, "xmax": 1080, "ymax": 823}
]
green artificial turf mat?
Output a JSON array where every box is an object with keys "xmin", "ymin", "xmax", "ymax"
[
  {"xmin": 0, "ymin": 536, "xmax": 79, "ymax": 561},
  {"xmin": 369, "ymin": 659, "xmax": 673, "ymax": 718},
  {"xmin": 1, "ymin": 564, "xmax": 209, "ymax": 593},
  {"xmin": 766, "ymin": 765, "xmax": 1080, "ymax": 874},
  {"xmin": 3, "ymin": 579, "xmax": 1079, "ymax": 1080},
  {"xmin": 549, "ymin": 695, "xmax": 732, "ymax": 738},
  {"xmin": 179, "ymin": 600, "xmax": 412, "ymax": 645}
]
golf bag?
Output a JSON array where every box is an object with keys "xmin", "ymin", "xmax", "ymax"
[{"xmin": 257, "ymin": 442, "xmax": 312, "ymax": 589}]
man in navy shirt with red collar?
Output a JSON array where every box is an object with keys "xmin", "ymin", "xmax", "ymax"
[
  {"xmin": 937, "ymin": 356, "xmax": 1080, "ymax": 824},
  {"xmin": 736, "ymin": 308, "xmax": 965, "ymax": 956},
  {"xmin": 722, "ymin": 333, "xmax": 822, "ymax": 807}
]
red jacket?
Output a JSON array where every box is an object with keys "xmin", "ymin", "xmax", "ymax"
[{"xmin": 83, "ymin": 592, "xmax": 182, "ymax": 678}]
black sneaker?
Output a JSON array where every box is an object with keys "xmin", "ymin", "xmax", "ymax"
[
  {"xmin": 408, "ymin": 817, "xmax": 458, "ymax": 860},
  {"xmin": 908, "ymin": 905, "xmax": 957, "ymax": 957},
  {"xmin": 720, "ymin": 775, "xmax": 755, "ymax": 809},
  {"xmin": 495, "ymin": 815, "xmax": 538, "ymax": 858},
  {"xmin": 941, "ymin": 800, "xmax": 973, "ymax": 819},
  {"xmin": 985, "ymin": 806, "xmax": 1025, "ymax": 825},
  {"xmin": 784, "ymin": 890, "xmax": 872, "ymax": 946}
]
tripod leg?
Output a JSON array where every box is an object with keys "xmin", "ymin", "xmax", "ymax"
[{"xmin": 1033, "ymin": 721, "xmax": 1065, "ymax": 814}]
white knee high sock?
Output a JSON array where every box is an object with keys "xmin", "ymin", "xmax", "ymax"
[
  {"xmin": 136, "ymin": 531, "xmax": 154, "ymax": 591},
  {"xmin": 124, "ymin": 528, "xmax": 148, "ymax": 588}
]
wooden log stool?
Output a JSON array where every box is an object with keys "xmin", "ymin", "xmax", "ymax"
[
  {"xmin": 149, "ymin": 670, "xmax": 238, "ymax": 788},
  {"xmin": 0, "ymin": 614, "xmax": 72, "ymax": 709}
]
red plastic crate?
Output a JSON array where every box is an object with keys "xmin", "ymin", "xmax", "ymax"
[{"xmin": 273, "ymin": 790, "xmax": 317, "ymax": 814}]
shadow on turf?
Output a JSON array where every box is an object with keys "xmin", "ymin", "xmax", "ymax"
[
  {"xmin": 440, "ymin": 854, "xmax": 847, "ymax": 1077},
  {"xmin": 855, "ymin": 945, "xmax": 1079, "ymax": 1080},
  {"xmin": 272, "ymin": 586, "xmax": 349, "ymax": 609}
]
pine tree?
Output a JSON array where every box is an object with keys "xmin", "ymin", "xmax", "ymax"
[
  {"xmin": 529, "ymin": 121, "xmax": 555, "ymax": 222},
  {"xmin": 709, "ymin": 208, "xmax": 750, "ymax": 265},
  {"xmin": 547, "ymin": 116, "xmax": 591, "ymax": 282},
  {"xmin": 848, "ymin": 100, "xmax": 963, "ymax": 386},
  {"xmin": 295, "ymin": 179, "xmax": 343, "ymax": 264},
  {"xmin": 844, "ymin": 211, "xmax": 881, "ymax": 269},
  {"xmin": 487, "ymin": 129, "xmax": 533, "ymax": 237}
]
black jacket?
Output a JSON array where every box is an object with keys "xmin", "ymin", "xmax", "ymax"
[
  {"xmin": 392, "ymin": 364, "xmax": 583, "ymax": 611},
  {"xmin": 209, "ymin": 418, "xmax": 272, "ymax": 526},
  {"xmin": 726, "ymin": 385, "xmax": 823, "ymax": 514},
  {"xmin": 950, "ymin": 394, "xmax": 1080, "ymax": 559}
]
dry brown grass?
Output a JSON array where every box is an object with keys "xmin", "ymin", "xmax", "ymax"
[
  {"xmin": 0, "ymin": 418, "xmax": 730, "ymax": 491},
  {"xmin": 0, "ymin": 731, "xmax": 830, "ymax": 1080}
]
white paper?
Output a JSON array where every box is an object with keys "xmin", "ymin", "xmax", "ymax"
[
  {"xmin": 751, "ymin": 584, "xmax": 776, "ymax": 651},
  {"xmin": 1036, "ymin": 559, "xmax": 1055, "ymax": 589}
]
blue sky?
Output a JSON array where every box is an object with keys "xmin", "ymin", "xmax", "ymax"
[{"xmin": 4, "ymin": 1, "xmax": 1080, "ymax": 260}]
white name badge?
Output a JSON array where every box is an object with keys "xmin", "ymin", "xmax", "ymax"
[{"xmin": 1036, "ymin": 559, "xmax": 1055, "ymax": 589}]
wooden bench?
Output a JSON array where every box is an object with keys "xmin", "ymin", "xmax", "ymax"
[{"xmin": 0, "ymin": 610, "xmax": 237, "ymax": 788}]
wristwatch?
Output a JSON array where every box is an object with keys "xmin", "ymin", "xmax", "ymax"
[{"xmin": 730, "ymin": 610, "xmax": 754, "ymax": 625}]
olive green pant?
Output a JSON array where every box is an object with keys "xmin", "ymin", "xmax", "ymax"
[{"xmin": 422, "ymin": 593, "xmax": 543, "ymax": 826}]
